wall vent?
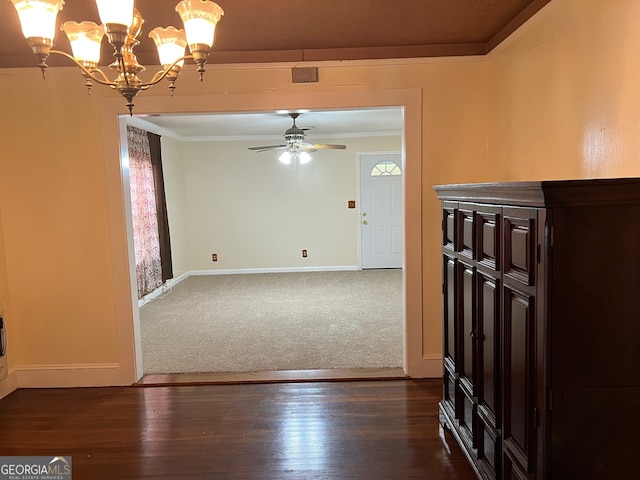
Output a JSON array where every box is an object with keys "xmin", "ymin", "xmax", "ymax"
[{"xmin": 292, "ymin": 67, "xmax": 318, "ymax": 83}]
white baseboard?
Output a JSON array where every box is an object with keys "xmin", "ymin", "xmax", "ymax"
[
  {"xmin": 190, "ymin": 266, "xmax": 360, "ymax": 276},
  {"xmin": 138, "ymin": 272, "xmax": 190, "ymax": 307},
  {"xmin": 164, "ymin": 272, "xmax": 190, "ymax": 289},
  {"xmin": 14, "ymin": 363, "xmax": 126, "ymax": 389},
  {"xmin": 421, "ymin": 354, "xmax": 443, "ymax": 378}
]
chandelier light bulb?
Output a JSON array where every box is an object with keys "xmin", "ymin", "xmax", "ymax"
[
  {"xmin": 279, "ymin": 151, "xmax": 292, "ymax": 165},
  {"xmin": 149, "ymin": 27, "xmax": 188, "ymax": 67},
  {"xmin": 94, "ymin": 0, "xmax": 135, "ymax": 28},
  {"xmin": 176, "ymin": 0, "xmax": 224, "ymax": 49},
  {"xmin": 299, "ymin": 151, "xmax": 312, "ymax": 164},
  {"xmin": 11, "ymin": 0, "xmax": 64, "ymax": 43},
  {"xmin": 61, "ymin": 21, "xmax": 105, "ymax": 69}
]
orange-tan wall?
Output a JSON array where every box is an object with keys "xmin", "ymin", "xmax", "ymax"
[
  {"xmin": 0, "ymin": 56, "xmax": 489, "ymax": 393},
  {"xmin": 0, "ymin": 198, "xmax": 10, "ymax": 381},
  {"xmin": 488, "ymin": 0, "xmax": 640, "ymax": 180},
  {"xmin": 2, "ymin": 0, "xmax": 638, "ymax": 395}
]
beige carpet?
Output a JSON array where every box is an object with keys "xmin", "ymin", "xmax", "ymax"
[{"xmin": 139, "ymin": 270, "xmax": 403, "ymax": 374}]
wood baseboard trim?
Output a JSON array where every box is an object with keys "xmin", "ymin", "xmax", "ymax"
[
  {"xmin": 0, "ymin": 369, "xmax": 18, "ymax": 399},
  {"xmin": 136, "ymin": 367, "xmax": 408, "ymax": 386},
  {"xmin": 422, "ymin": 355, "xmax": 444, "ymax": 378},
  {"xmin": 15, "ymin": 363, "xmax": 125, "ymax": 388}
]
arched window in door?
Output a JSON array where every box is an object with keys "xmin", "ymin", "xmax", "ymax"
[{"xmin": 371, "ymin": 160, "xmax": 401, "ymax": 176}]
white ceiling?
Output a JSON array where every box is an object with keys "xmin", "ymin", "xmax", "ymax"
[{"xmin": 132, "ymin": 108, "xmax": 404, "ymax": 143}]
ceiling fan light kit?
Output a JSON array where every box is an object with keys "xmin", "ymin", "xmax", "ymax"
[
  {"xmin": 279, "ymin": 149, "xmax": 311, "ymax": 165},
  {"xmin": 250, "ymin": 113, "xmax": 346, "ymax": 169},
  {"xmin": 9, "ymin": 0, "xmax": 224, "ymax": 114}
]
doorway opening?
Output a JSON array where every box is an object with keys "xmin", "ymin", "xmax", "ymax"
[{"xmin": 104, "ymin": 89, "xmax": 423, "ymax": 383}]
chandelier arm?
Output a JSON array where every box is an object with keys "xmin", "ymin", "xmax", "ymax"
[
  {"xmin": 141, "ymin": 55, "xmax": 193, "ymax": 87},
  {"xmin": 49, "ymin": 50, "xmax": 116, "ymax": 87}
]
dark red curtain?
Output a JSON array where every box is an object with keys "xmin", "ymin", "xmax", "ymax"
[{"xmin": 147, "ymin": 132, "xmax": 173, "ymax": 282}]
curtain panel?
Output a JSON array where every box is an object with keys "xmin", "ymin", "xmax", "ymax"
[
  {"xmin": 147, "ymin": 131, "xmax": 173, "ymax": 282},
  {"xmin": 127, "ymin": 125, "xmax": 163, "ymax": 298}
]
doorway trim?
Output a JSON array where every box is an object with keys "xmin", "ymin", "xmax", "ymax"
[{"xmin": 102, "ymin": 88, "xmax": 423, "ymax": 381}]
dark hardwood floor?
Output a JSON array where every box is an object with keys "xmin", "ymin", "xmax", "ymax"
[{"xmin": 0, "ymin": 379, "xmax": 476, "ymax": 479}]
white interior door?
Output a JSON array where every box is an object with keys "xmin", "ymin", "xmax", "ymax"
[{"xmin": 359, "ymin": 153, "xmax": 403, "ymax": 269}]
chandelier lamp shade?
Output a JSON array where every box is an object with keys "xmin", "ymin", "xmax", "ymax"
[{"xmin": 9, "ymin": 0, "xmax": 224, "ymax": 114}]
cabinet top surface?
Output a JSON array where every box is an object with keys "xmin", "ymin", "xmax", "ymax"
[{"xmin": 433, "ymin": 177, "xmax": 640, "ymax": 207}]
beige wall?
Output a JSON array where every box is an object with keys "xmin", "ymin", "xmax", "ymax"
[
  {"xmin": 7, "ymin": 0, "xmax": 636, "ymax": 393},
  {"xmin": 159, "ymin": 136, "xmax": 190, "ymax": 279},
  {"xmin": 162, "ymin": 135, "xmax": 401, "ymax": 272}
]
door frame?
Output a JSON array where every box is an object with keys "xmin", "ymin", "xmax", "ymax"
[
  {"xmin": 356, "ymin": 151, "xmax": 403, "ymax": 269},
  {"xmin": 103, "ymin": 88, "xmax": 424, "ymax": 381}
]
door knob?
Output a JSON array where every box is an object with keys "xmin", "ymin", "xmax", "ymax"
[
  {"xmin": 363, "ymin": 220, "xmax": 368, "ymax": 225},
  {"xmin": 362, "ymin": 212, "xmax": 367, "ymax": 217}
]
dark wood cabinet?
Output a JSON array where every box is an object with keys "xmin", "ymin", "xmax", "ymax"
[{"xmin": 434, "ymin": 178, "xmax": 640, "ymax": 480}]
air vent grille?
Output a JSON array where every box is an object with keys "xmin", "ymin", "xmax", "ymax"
[{"xmin": 292, "ymin": 67, "xmax": 319, "ymax": 83}]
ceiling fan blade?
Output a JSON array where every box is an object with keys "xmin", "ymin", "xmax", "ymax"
[
  {"xmin": 302, "ymin": 143, "xmax": 347, "ymax": 150},
  {"xmin": 257, "ymin": 147, "xmax": 288, "ymax": 153},
  {"xmin": 248, "ymin": 145, "xmax": 287, "ymax": 152}
]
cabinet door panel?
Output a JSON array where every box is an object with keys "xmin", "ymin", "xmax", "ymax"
[
  {"xmin": 443, "ymin": 254, "xmax": 457, "ymax": 372},
  {"xmin": 459, "ymin": 206, "xmax": 475, "ymax": 260},
  {"xmin": 477, "ymin": 272, "xmax": 500, "ymax": 422},
  {"xmin": 478, "ymin": 420, "xmax": 500, "ymax": 480},
  {"xmin": 503, "ymin": 452, "xmax": 530, "ymax": 480},
  {"xmin": 503, "ymin": 208, "xmax": 536, "ymax": 287},
  {"xmin": 476, "ymin": 206, "xmax": 501, "ymax": 272},
  {"xmin": 502, "ymin": 285, "xmax": 537, "ymax": 475},
  {"xmin": 459, "ymin": 386, "xmax": 478, "ymax": 450},
  {"xmin": 458, "ymin": 261, "xmax": 476, "ymax": 394},
  {"xmin": 442, "ymin": 367, "xmax": 459, "ymax": 420},
  {"xmin": 442, "ymin": 202, "xmax": 457, "ymax": 252}
]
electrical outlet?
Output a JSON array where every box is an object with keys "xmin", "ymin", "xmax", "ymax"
[
  {"xmin": 302, "ymin": 249, "xmax": 307, "ymax": 258},
  {"xmin": 211, "ymin": 253, "xmax": 218, "ymax": 262}
]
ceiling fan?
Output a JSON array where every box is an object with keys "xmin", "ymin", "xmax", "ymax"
[{"xmin": 248, "ymin": 113, "xmax": 347, "ymax": 155}]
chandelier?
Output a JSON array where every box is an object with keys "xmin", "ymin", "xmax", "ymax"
[{"xmin": 10, "ymin": 0, "xmax": 224, "ymax": 114}]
